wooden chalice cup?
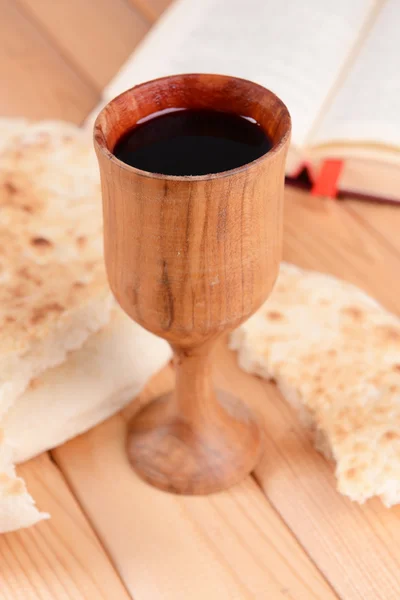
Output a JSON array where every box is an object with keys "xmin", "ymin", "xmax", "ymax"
[{"xmin": 94, "ymin": 74, "xmax": 291, "ymax": 495}]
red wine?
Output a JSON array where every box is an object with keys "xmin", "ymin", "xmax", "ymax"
[{"xmin": 113, "ymin": 108, "xmax": 272, "ymax": 176}]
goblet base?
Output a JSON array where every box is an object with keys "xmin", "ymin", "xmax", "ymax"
[{"xmin": 127, "ymin": 390, "xmax": 263, "ymax": 495}]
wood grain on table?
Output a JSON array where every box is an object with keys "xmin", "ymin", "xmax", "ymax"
[
  {"xmin": 2, "ymin": 1, "xmax": 400, "ymax": 598},
  {"xmin": 0, "ymin": 454, "xmax": 130, "ymax": 600},
  {"xmin": 18, "ymin": 0, "xmax": 149, "ymax": 90},
  {"xmin": 0, "ymin": 0, "xmax": 97, "ymax": 122}
]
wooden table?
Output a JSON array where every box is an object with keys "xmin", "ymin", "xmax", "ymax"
[{"xmin": 2, "ymin": 2, "xmax": 400, "ymax": 598}]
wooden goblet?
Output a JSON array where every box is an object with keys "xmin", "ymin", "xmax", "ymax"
[{"xmin": 94, "ymin": 74, "xmax": 291, "ymax": 495}]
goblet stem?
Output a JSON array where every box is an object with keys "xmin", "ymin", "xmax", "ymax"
[
  {"xmin": 171, "ymin": 341, "xmax": 217, "ymax": 425},
  {"xmin": 127, "ymin": 336, "xmax": 263, "ymax": 495}
]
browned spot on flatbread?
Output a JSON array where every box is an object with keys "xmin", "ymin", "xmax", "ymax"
[
  {"xmin": 28, "ymin": 377, "xmax": 42, "ymax": 391},
  {"xmin": 336, "ymin": 408, "xmax": 348, "ymax": 422},
  {"xmin": 341, "ymin": 306, "xmax": 363, "ymax": 320},
  {"xmin": 12, "ymin": 285, "xmax": 25, "ymax": 298},
  {"xmin": 266, "ymin": 310, "xmax": 284, "ymax": 321},
  {"xmin": 18, "ymin": 266, "xmax": 42, "ymax": 286},
  {"xmin": 353, "ymin": 441, "xmax": 367, "ymax": 453},
  {"xmin": 382, "ymin": 431, "xmax": 400, "ymax": 442},
  {"xmin": 3, "ymin": 181, "xmax": 18, "ymax": 195},
  {"xmin": 334, "ymin": 425, "xmax": 347, "ymax": 442},
  {"xmin": 6, "ymin": 480, "xmax": 25, "ymax": 495},
  {"xmin": 383, "ymin": 465, "xmax": 394, "ymax": 476},
  {"xmin": 376, "ymin": 325, "xmax": 400, "ymax": 343},
  {"xmin": 351, "ymin": 416, "xmax": 364, "ymax": 431},
  {"xmin": 76, "ymin": 235, "xmax": 87, "ymax": 248},
  {"xmin": 33, "ymin": 132, "xmax": 50, "ymax": 147},
  {"xmin": 30, "ymin": 302, "xmax": 64, "ymax": 325},
  {"xmin": 345, "ymin": 467, "xmax": 357, "ymax": 480},
  {"xmin": 392, "ymin": 364, "xmax": 400, "ymax": 373},
  {"xmin": 31, "ymin": 236, "xmax": 52, "ymax": 249}
]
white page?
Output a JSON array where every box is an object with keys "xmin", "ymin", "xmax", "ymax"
[
  {"xmin": 312, "ymin": 0, "xmax": 400, "ymax": 148},
  {"xmin": 101, "ymin": 0, "xmax": 374, "ymax": 147}
]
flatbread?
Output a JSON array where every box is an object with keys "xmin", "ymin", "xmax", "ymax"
[
  {"xmin": 0, "ymin": 118, "xmax": 110, "ymax": 532},
  {"xmin": 5, "ymin": 309, "xmax": 171, "ymax": 463},
  {"xmin": 0, "ymin": 119, "xmax": 112, "ymax": 417},
  {"xmin": 0, "ymin": 119, "xmax": 172, "ymax": 533},
  {"xmin": 230, "ymin": 262, "xmax": 400, "ymax": 506},
  {"xmin": 0, "ymin": 430, "xmax": 48, "ymax": 533},
  {"xmin": 0, "ymin": 309, "xmax": 171, "ymax": 532}
]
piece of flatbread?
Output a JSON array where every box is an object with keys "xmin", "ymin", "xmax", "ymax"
[
  {"xmin": 0, "ymin": 309, "xmax": 171, "ymax": 532},
  {"xmin": 5, "ymin": 309, "xmax": 171, "ymax": 463},
  {"xmin": 0, "ymin": 118, "xmax": 109, "ymax": 532},
  {"xmin": 0, "ymin": 119, "xmax": 112, "ymax": 418},
  {"xmin": 0, "ymin": 431, "xmax": 49, "ymax": 533},
  {"xmin": 0, "ymin": 119, "xmax": 172, "ymax": 533},
  {"xmin": 230, "ymin": 262, "xmax": 400, "ymax": 506}
]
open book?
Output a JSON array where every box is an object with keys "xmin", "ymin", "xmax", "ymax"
[{"xmin": 95, "ymin": 0, "xmax": 400, "ymax": 202}]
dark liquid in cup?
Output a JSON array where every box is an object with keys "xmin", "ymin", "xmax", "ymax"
[{"xmin": 113, "ymin": 108, "xmax": 272, "ymax": 176}]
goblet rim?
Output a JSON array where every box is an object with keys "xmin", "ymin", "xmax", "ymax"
[{"xmin": 93, "ymin": 72, "xmax": 291, "ymax": 183}]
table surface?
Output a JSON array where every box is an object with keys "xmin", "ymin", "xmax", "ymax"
[{"xmin": 2, "ymin": 2, "xmax": 400, "ymax": 598}]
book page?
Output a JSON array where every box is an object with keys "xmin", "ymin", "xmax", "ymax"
[
  {"xmin": 311, "ymin": 0, "xmax": 400, "ymax": 149},
  {"xmin": 102, "ymin": 0, "xmax": 375, "ymax": 148}
]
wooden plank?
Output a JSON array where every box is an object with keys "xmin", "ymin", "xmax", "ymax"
[
  {"xmin": 53, "ymin": 368, "xmax": 337, "ymax": 600},
  {"xmin": 0, "ymin": 0, "xmax": 97, "ymax": 123},
  {"xmin": 129, "ymin": 0, "xmax": 172, "ymax": 23},
  {"xmin": 18, "ymin": 0, "xmax": 150, "ymax": 91},
  {"xmin": 0, "ymin": 453, "xmax": 130, "ymax": 600},
  {"xmin": 344, "ymin": 200, "xmax": 400, "ymax": 257}
]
